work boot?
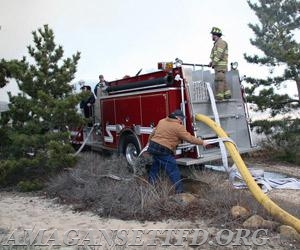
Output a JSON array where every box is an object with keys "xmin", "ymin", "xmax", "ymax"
[
  {"xmin": 224, "ymin": 90, "xmax": 232, "ymax": 99},
  {"xmin": 216, "ymin": 92, "xmax": 224, "ymax": 100}
]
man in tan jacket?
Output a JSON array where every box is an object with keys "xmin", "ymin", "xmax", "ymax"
[{"xmin": 147, "ymin": 109, "xmax": 207, "ymax": 193}]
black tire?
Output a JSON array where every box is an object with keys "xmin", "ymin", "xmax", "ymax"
[{"xmin": 122, "ymin": 135, "xmax": 141, "ymax": 169}]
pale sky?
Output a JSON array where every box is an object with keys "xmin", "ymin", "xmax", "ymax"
[{"xmin": 0, "ymin": 0, "xmax": 298, "ymax": 102}]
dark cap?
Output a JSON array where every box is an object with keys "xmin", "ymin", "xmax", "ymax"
[
  {"xmin": 171, "ymin": 109, "xmax": 185, "ymax": 119},
  {"xmin": 80, "ymin": 85, "xmax": 91, "ymax": 90}
]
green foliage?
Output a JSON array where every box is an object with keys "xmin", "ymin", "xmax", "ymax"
[
  {"xmin": 256, "ymin": 119, "xmax": 300, "ymax": 164},
  {"xmin": 0, "ymin": 25, "xmax": 84, "ymax": 188},
  {"xmin": 246, "ymin": 85, "xmax": 295, "ymax": 116},
  {"xmin": 246, "ymin": 0, "xmax": 300, "ymax": 66},
  {"xmin": 246, "ymin": 0, "xmax": 300, "ymax": 164},
  {"xmin": 0, "ymin": 157, "xmax": 42, "ymax": 186},
  {"xmin": 47, "ymin": 140, "xmax": 77, "ymax": 171},
  {"xmin": 17, "ymin": 180, "xmax": 44, "ymax": 192},
  {"xmin": 245, "ymin": 0, "xmax": 300, "ymax": 107},
  {"xmin": 0, "ymin": 60, "xmax": 11, "ymax": 88}
]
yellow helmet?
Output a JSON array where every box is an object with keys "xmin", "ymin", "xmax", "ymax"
[{"xmin": 211, "ymin": 27, "xmax": 222, "ymax": 36}]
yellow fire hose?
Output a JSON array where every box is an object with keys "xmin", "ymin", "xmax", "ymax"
[{"xmin": 195, "ymin": 113, "xmax": 300, "ymax": 232}]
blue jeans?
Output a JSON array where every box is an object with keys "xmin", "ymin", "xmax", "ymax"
[{"xmin": 149, "ymin": 154, "xmax": 183, "ymax": 193}]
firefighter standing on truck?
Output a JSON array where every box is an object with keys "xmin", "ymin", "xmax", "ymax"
[
  {"xmin": 209, "ymin": 27, "xmax": 231, "ymax": 100},
  {"xmin": 147, "ymin": 109, "xmax": 208, "ymax": 194},
  {"xmin": 80, "ymin": 85, "xmax": 95, "ymax": 122},
  {"xmin": 94, "ymin": 74, "xmax": 108, "ymax": 96}
]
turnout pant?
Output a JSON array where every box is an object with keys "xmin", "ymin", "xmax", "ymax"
[{"xmin": 215, "ymin": 70, "xmax": 228, "ymax": 94}]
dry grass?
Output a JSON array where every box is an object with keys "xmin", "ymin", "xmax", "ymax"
[{"xmin": 45, "ymin": 152, "xmax": 296, "ymax": 228}]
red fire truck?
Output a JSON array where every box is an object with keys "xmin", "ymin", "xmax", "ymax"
[{"xmin": 71, "ymin": 59, "xmax": 255, "ymax": 167}]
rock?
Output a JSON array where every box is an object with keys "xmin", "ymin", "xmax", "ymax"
[
  {"xmin": 278, "ymin": 225, "xmax": 300, "ymax": 241},
  {"xmin": 171, "ymin": 193, "xmax": 197, "ymax": 206},
  {"xmin": 243, "ymin": 215, "xmax": 280, "ymax": 230},
  {"xmin": 182, "ymin": 178, "xmax": 210, "ymax": 194},
  {"xmin": 242, "ymin": 214, "xmax": 265, "ymax": 228},
  {"xmin": 230, "ymin": 205, "xmax": 250, "ymax": 219},
  {"xmin": 197, "ymin": 198, "xmax": 211, "ymax": 207},
  {"xmin": 261, "ymin": 219, "xmax": 280, "ymax": 230}
]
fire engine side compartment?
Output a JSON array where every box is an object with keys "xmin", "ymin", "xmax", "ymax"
[{"xmin": 100, "ymin": 88, "xmax": 184, "ymax": 152}]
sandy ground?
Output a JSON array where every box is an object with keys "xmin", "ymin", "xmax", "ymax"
[
  {"xmin": 0, "ymin": 191, "xmax": 211, "ymax": 249},
  {"xmin": 0, "ymin": 161, "xmax": 300, "ymax": 249}
]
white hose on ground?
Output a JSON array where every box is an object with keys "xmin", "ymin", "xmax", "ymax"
[{"xmin": 73, "ymin": 126, "xmax": 95, "ymax": 156}]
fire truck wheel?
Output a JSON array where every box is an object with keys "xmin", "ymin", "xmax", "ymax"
[{"xmin": 122, "ymin": 135, "xmax": 141, "ymax": 169}]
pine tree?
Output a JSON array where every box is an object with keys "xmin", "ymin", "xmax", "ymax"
[
  {"xmin": 245, "ymin": 0, "xmax": 300, "ymax": 114},
  {"xmin": 245, "ymin": 0, "xmax": 300, "ymax": 164},
  {"xmin": 0, "ymin": 25, "xmax": 84, "ymax": 188}
]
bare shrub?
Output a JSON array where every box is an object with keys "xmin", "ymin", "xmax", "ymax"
[{"xmin": 45, "ymin": 152, "xmax": 284, "ymax": 226}]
